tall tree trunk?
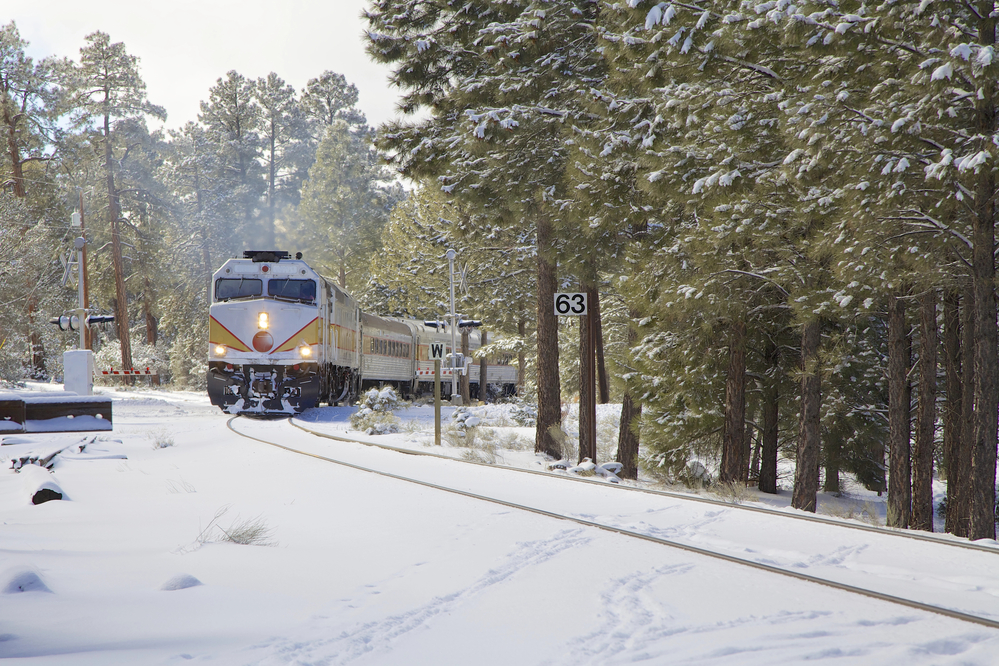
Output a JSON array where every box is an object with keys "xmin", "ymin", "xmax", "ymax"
[
  {"xmin": 758, "ymin": 340, "xmax": 780, "ymax": 495},
  {"xmin": 517, "ymin": 318, "xmax": 526, "ymax": 393},
  {"xmin": 912, "ymin": 290, "xmax": 937, "ymax": 532},
  {"xmin": 267, "ymin": 123, "xmax": 277, "ymax": 249},
  {"xmin": 80, "ymin": 195, "xmax": 92, "ymax": 351},
  {"xmin": 479, "ymin": 330, "xmax": 488, "ymax": 403},
  {"xmin": 616, "ymin": 307, "xmax": 642, "ymax": 480},
  {"xmin": 792, "ymin": 319, "xmax": 821, "ymax": 512},
  {"xmin": 26, "ymin": 293, "xmax": 45, "ymax": 378},
  {"xmin": 2, "ymin": 95, "xmax": 27, "ymax": 198},
  {"xmin": 535, "ymin": 215, "xmax": 562, "ymax": 459},
  {"xmin": 591, "ymin": 286, "xmax": 609, "ymax": 404},
  {"xmin": 461, "ymin": 328, "xmax": 470, "ymax": 404},
  {"xmin": 720, "ymin": 318, "xmax": 747, "ymax": 485},
  {"xmin": 823, "ymin": 437, "xmax": 840, "ymax": 494},
  {"xmin": 105, "ymin": 112, "xmax": 133, "ymax": 373},
  {"xmin": 887, "ymin": 293, "xmax": 912, "ymax": 528},
  {"xmin": 203, "ymin": 242, "xmax": 213, "ymax": 306},
  {"xmin": 957, "ymin": 286, "xmax": 977, "ymax": 537},
  {"xmin": 338, "ymin": 248, "xmax": 347, "ymax": 290},
  {"xmin": 143, "ymin": 275, "xmax": 157, "ymax": 345},
  {"xmin": 943, "ymin": 289, "xmax": 964, "ymax": 535},
  {"xmin": 197, "ymin": 167, "xmax": 213, "ymax": 306},
  {"xmin": 749, "ymin": 426, "xmax": 761, "ymax": 484},
  {"xmin": 578, "ymin": 294, "xmax": 595, "ymax": 463},
  {"xmin": 969, "ymin": 6, "xmax": 999, "ymax": 542}
]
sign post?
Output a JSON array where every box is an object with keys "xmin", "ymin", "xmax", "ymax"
[
  {"xmin": 446, "ymin": 249, "xmax": 461, "ymax": 405},
  {"xmin": 554, "ymin": 292, "xmax": 594, "ymax": 462},
  {"xmin": 430, "ymin": 341, "xmax": 445, "ymax": 445}
]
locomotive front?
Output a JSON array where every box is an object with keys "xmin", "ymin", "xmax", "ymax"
[{"xmin": 207, "ymin": 251, "xmax": 325, "ymax": 415}]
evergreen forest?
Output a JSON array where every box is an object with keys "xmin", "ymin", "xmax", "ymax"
[{"xmin": 2, "ymin": 0, "xmax": 997, "ymax": 540}]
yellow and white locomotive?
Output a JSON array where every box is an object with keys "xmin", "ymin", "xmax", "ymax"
[
  {"xmin": 208, "ymin": 250, "xmax": 517, "ymax": 415},
  {"xmin": 208, "ymin": 251, "xmax": 360, "ymax": 414}
]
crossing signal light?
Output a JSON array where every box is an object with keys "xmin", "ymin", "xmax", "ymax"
[{"xmin": 49, "ymin": 314, "xmax": 115, "ymax": 331}]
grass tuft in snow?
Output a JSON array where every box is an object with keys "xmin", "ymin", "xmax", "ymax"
[
  {"xmin": 596, "ymin": 412, "xmax": 621, "ymax": 462},
  {"xmin": 442, "ymin": 418, "xmax": 531, "ymax": 464},
  {"xmin": 716, "ymin": 482, "xmax": 751, "ymax": 505},
  {"xmin": 197, "ymin": 505, "xmax": 276, "ymax": 547},
  {"xmin": 547, "ymin": 425, "xmax": 575, "ymax": 462},
  {"xmin": 825, "ymin": 501, "xmax": 883, "ymax": 526},
  {"xmin": 166, "ymin": 478, "xmax": 196, "ymax": 494},
  {"xmin": 402, "ymin": 418, "xmax": 426, "ymax": 434},
  {"xmin": 148, "ymin": 428, "xmax": 175, "ymax": 449}
]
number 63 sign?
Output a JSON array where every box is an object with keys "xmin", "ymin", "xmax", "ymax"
[{"xmin": 554, "ymin": 292, "xmax": 588, "ymax": 316}]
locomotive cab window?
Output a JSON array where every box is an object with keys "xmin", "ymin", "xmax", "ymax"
[
  {"xmin": 268, "ymin": 278, "xmax": 316, "ymax": 304},
  {"xmin": 215, "ymin": 278, "xmax": 262, "ymax": 301}
]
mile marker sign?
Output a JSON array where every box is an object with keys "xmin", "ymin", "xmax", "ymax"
[
  {"xmin": 429, "ymin": 341, "xmax": 446, "ymax": 361},
  {"xmin": 554, "ymin": 292, "xmax": 588, "ymax": 316}
]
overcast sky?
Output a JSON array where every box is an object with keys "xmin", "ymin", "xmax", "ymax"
[{"xmin": 10, "ymin": 0, "xmax": 404, "ymax": 132}]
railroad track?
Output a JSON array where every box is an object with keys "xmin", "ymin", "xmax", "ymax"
[
  {"xmin": 288, "ymin": 415, "xmax": 999, "ymax": 554},
  {"xmin": 228, "ymin": 415, "xmax": 999, "ymax": 631}
]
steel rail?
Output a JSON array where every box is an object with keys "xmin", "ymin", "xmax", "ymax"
[
  {"xmin": 229, "ymin": 416, "xmax": 999, "ymax": 632},
  {"xmin": 288, "ymin": 417, "xmax": 999, "ymax": 555}
]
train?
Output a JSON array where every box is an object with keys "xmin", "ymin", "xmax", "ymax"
[{"xmin": 207, "ymin": 250, "xmax": 517, "ymax": 415}]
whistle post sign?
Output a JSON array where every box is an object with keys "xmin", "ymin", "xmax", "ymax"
[{"xmin": 554, "ymin": 292, "xmax": 588, "ymax": 316}]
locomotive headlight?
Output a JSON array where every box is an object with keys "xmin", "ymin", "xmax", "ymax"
[
  {"xmin": 258, "ymin": 312, "xmax": 269, "ymax": 330},
  {"xmin": 214, "ymin": 344, "xmax": 227, "ymax": 357},
  {"xmin": 298, "ymin": 344, "xmax": 313, "ymax": 358}
]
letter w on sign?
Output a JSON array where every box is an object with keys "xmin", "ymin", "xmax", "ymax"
[{"xmin": 429, "ymin": 343, "xmax": 445, "ymax": 361}]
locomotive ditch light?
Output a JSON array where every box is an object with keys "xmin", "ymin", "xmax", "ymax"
[
  {"xmin": 298, "ymin": 344, "xmax": 312, "ymax": 358},
  {"xmin": 215, "ymin": 344, "xmax": 227, "ymax": 356},
  {"xmin": 258, "ymin": 312, "xmax": 269, "ymax": 330}
]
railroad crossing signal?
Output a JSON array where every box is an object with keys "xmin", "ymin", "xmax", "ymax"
[{"xmin": 49, "ymin": 314, "xmax": 114, "ymax": 331}]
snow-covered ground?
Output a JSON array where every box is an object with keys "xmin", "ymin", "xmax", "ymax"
[{"xmin": 2, "ymin": 384, "xmax": 999, "ymax": 664}]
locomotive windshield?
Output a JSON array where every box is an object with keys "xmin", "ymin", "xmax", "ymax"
[
  {"xmin": 268, "ymin": 278, "xmax": 316, "ymax": 304},
  {"xmin": 215, "ymin": 278, "xmax": 262, "ymax": 301}
]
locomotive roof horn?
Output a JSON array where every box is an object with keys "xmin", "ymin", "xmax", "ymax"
[{"xmin": 244, "ymin": 250, "xmax": 290, "ymax": 262}]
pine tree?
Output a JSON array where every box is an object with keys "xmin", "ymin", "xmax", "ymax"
[
  {"xmin": 0, "ymin": 21, "xmax": 61, "ymax": 199},
  {"xmin": 298, "ymin": 120, "xmax": 396, "ymax": 292},
  {"xmin": 0, "ymin": 22, "xmax": 67, "ymax": 377},
  {"xmin": 198, "ymin": 70, "xmax": 263, "ymax": 247},
  {"xmin": 255, "ymin": 72, "xmax": 305, "ymax": 249},
  {"xmin": 65, "ymin": 31, "xmax": 165, "ymax": 373},
  {"xmin": 0, "ymin": 193, "xmax": 67, "ymax": 381},
  {"xmin": 768, "ymin": 0, "xmax": 999, "ymax": 535},
  {"xmin": 366, "ymin": 0, "xmax": 604, "ymax": 459},
  {"xmin": 301, "ymin": 71, "xmax": 366, "ymax": 135},
  {"xmin": 595, "ymin": 0, "xmax": 835, "ymax": 499}
]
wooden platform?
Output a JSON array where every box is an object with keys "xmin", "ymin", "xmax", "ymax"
[{"xmin": 0, "ymin": 392, "xmax": 112, "ymax": 433}]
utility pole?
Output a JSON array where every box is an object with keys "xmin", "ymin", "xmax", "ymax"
[{"xmin": 77, "ymin": 191, "xmax": 91, "ymax": 350}]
